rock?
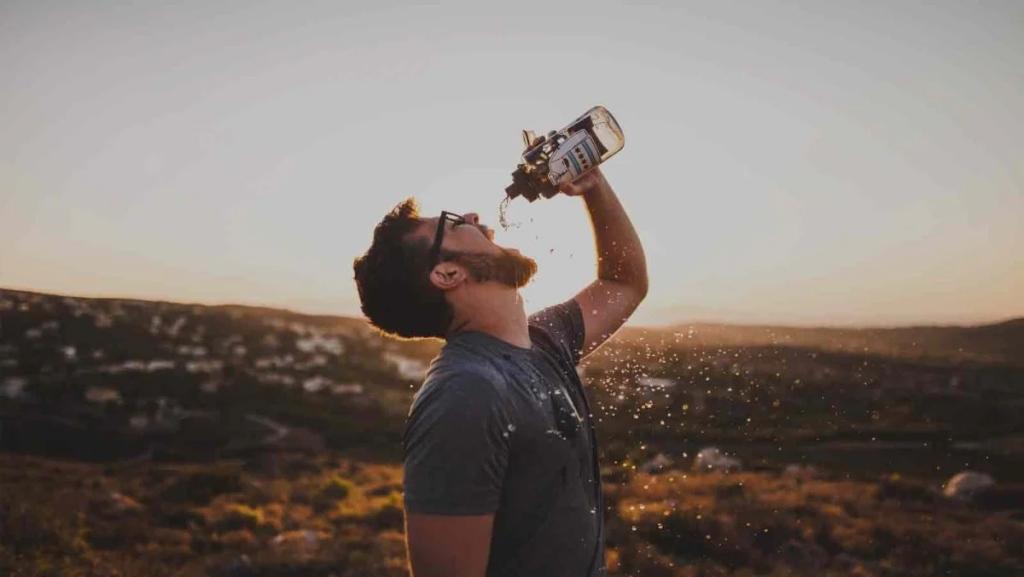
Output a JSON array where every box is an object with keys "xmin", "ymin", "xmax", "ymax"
[
  {"xmin": 271, "ymin": 427, "xmax": 327, "ymax": 454},
  {"xmin": 693, "ymin": 447, "xmax": 741, "ymax": 473},
  {"xmin": 1, "ymin": 377, "xmax": 27, "ymax": 399},
  {"xmin": 329, "ymin": 382, "xmax": 364, "ymax": 395},
  {"xmin": 271, "ymin": 529, "xmax": 323, "ymax": 558},
  {"xmin": 129, "ymin": 414, "xmax": 150, "ymax": 430},
  {"xmin": 200, "ymin": 380, "xmax": 222, "ymax": 394},
  {"xmin": 302, "ymin": 375, "xmax": 333, "ymax": 393},
  {"xmin": 782, "ymin": 464, "xmax": 819, "ymax": 480},
  {"xmin": 943, "ymin": 471, "xmax": 995, "ymax": 501},
  {"xmin": 85, "ymin": 386, "xmax": 122, "ymax": 404},
  {"xmin": 639, "ymin": 453, "xmax": 674, "ymax": 474},
  {"xmin": 99, "ymin": 491, "xmax": 144, "ymax": 516},
  {"xmin": 384, "ymin": 352, "xmax": 427, "ymax": 380}
]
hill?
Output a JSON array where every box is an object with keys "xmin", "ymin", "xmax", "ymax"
[
  {"xmin": 0, "ymin": 287, "xmax": 437, "ymax": 462},
  {"xmin": 2, "ymin": 287, "xmax": 1023, "ymax": 576},
  {"xmin": 624, "ymin": 318, "xmax": 1024, "ymax": 368}
]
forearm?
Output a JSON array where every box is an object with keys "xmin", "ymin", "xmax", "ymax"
[{"xmin": 583, "ymin": 176, "xmax": 648, "ymax": 294}]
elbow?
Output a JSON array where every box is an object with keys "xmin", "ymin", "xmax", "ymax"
[
  {"xmin": 634, "ymin": 253, "xmax": 649, "ymax": 301},
  {"xmin": 633, "ymin": 262, "xmax": 649, "ymax": 302},
  {"xmin": 622, "ymin": 276, "xmax": 648, "ymax": 307},
  {"xmin": 624, "ymin": 265, "xmax": 649, "ymax": 305},
  {"xmin": 634, "ymin": 278, "xmax": 649, "ymax": 304}
]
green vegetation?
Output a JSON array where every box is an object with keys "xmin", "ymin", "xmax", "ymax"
[{"xmin": 2, "ymin": 288, "xmax": 1022, "ymax": 575}]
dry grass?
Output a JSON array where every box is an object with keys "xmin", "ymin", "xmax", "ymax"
[
  {"xmin": 2, "ymin": 452, "xmax": 1021, "ymax": 577},
  {"xmin": 610, "ymin": 469, "xmax": 1024, "ymax": 576}
]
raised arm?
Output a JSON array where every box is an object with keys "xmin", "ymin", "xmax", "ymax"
[{"xmin": 559, "ymin": 167, "xmax": 648, "ymax": 359}]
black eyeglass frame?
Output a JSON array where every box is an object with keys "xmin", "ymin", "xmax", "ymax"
[{"xmin": 428, "ymin": 211, "xmax": 467, "ymax": 267}]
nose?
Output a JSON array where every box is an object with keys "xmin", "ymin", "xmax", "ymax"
[{"xmin": 463, "ymin": 212, "xmax": 480, "ymax": 225}]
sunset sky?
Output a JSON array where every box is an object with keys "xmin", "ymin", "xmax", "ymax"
[{"xmin": 2, "ymin": 1, "xmax": 1021, "ymax": 327}]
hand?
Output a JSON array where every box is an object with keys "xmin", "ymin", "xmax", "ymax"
[{"xmin": 557, "ymin": 166, "xmax": 609, "ymax": 197}]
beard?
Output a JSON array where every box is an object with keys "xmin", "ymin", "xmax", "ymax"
[{"xmin": 446, "ymin": 248, "xmax": 538, "ymax": 288}]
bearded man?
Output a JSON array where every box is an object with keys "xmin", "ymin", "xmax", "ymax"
[{"xmin": 352, "ymin": 167, "xmax": 647, "ymax": 577}]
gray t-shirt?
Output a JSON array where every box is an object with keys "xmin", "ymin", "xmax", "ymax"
[{"xmin": 403, "ymin": 298, "xmax": 605, "ymax": 577}]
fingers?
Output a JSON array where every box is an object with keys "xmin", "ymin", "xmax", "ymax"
[
  {"xmin": 558, "ymin": 182, "xmax": 581, "ymax": 195},
  {"xmin": 557, "ymin": 167, "xmax": 607, "ymax": 196}
]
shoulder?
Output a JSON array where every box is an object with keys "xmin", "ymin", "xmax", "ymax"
[
  {"xmin": 528, "ymin": 298, "xmax": 586, "ymax": 366},
  {"xmin": 404, "ymin": 348, "xmax": 519, "ymax": 453},
  {"xmin": 528, "ymin": 297, "xmax": 584, "ymax": 333},
  {"xmin": 410, "ymin": 347, "xmax": 510, "ymax": 417}
]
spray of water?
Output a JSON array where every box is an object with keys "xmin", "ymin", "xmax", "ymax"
[{"xmin": 498, "ymin": 194, "xmax": 523, "ymax": 231}]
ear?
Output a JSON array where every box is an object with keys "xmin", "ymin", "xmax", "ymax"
[{"xmin": 429, "ymin": 262, "xmax": 467, "ymax": 291}]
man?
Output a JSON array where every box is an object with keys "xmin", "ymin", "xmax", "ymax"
[{"xmin": 352, "ymin": 167, "xmax": 647, "ymax": 577}]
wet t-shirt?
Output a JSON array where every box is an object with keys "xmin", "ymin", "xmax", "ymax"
[{"xmin": 403, "ymin": 299, "xmax": 605, "ymax": 577}]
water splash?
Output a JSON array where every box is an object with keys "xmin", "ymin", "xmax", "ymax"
[{"xmin": 498, "ymin": 194, "xmax": 522, "ymax": 230}]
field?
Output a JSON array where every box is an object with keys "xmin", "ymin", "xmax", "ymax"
[{"xmin": 2, "ymin": 288, "xmax": 1022, "ymax": 576}]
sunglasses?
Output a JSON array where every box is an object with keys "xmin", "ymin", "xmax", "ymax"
[{"xmin": 429, "ymin": 211, "xmax": 467, "ymax": 266}]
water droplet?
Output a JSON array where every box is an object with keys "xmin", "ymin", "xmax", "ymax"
[{"xmin": 498, "ymin": 195, "xmax": 522, "ymax": 230}]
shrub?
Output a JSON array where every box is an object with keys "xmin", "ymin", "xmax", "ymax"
[
  {"xmin": 158, "ymin": 465, "xmax": 244, "ymax": 505},
  {"xmin": 319, "ymin": 474, "xmax": 355, "ymax": 501},
  {"xmin": 877, "ymin": 474, "xmax": 937, "ymax": 504},
  {"xmin": 714, "ymin": 481, "xmax": 747, "ymax": 502},
  {"xmin": 213, "ymin": 504, "xmax": 266, "ymax": 532},
  {"xmin": 368, "ymin": 491, "xmax": 405, "ymax": 531},
  {"xmin": 0, "ymin": 485, "xmax": 94, "ymax": 576},
  {"xmin": 314, "ymin": 474, "xmax": 356, "ymax": 512}
]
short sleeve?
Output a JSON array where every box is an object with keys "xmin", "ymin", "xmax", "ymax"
[
  {"xmin": 402, "ymin": 371, "xmax": 514, "ymax": 515},
  {"xmin": 528, "ymin": 298, "xmax": 586, "ymax": 366}
]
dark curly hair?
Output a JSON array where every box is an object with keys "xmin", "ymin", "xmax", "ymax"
[{"xmin": 352, "ymin": 198, "xmax": 453, "ymax": 339}]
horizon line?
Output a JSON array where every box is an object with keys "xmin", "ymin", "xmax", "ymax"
[{"xmin": 2, "ymin": 284, "xmax": 1019, "ymax": 332}]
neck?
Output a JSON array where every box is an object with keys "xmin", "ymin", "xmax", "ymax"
[{"xmin": 447, "ymin": 286, "xmax": 531, "ymax": 349}]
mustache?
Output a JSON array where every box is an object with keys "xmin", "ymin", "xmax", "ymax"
[{"xmin": 443, "ymin": 249, "xmax": 538, "ymax": 288}]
